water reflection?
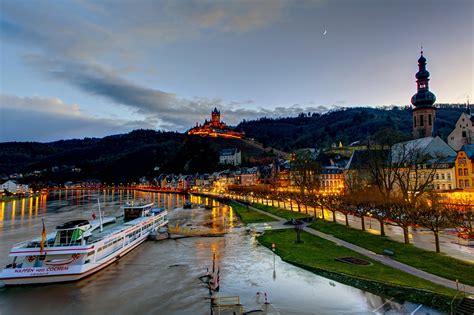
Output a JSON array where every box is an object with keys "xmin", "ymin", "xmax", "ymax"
[{"xmin": 0, "ymin": 191, "xmax": 441, "ymax": 315}]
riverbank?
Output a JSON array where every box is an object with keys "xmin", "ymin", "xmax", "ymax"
[
  {"xmin": 250, "ymin": 202, "xmax": 474, "ymax": 284},
  {"xmin": 257, "ymin": 229, "xmax": 458, "ymax": 311},
  {"xmin": 1, "ymin": 193, "xmax": 40, "ymax": 202}
]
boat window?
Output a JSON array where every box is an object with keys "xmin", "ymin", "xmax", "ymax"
[{"xmin": 55, "ymin": 228, "xmax": 83, "ymax": 246}]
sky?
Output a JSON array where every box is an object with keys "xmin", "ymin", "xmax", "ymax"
[{"xmin": 0, "ymin": 0, "xmax": 472, "ymax": 142}]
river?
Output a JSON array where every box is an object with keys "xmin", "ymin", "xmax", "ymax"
[{"xmin": 0, "ymin": 190, "xmax": 442, "ymax": 314}]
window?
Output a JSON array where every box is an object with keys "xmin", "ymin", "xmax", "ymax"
[
  {"xmin": 435, "ymin": 174, "xmax": 439, "ymax": 180},
  {"xmin": 449, "ymin": 184, "xmax": 452, "ymax": 190},
  {"xmin": 442, "ymin": 184, "xmax": 445, "ymax": 190},
  {"xmin": 447, "ymin": 174, "xmax": 451, "ymax": 180},
  {"xmin": 414, "ymin": 116, "xmax": 417, "ymax": 127},
  {"xmin": 428, "ymin": 114, "xmax": 432, "ymax": 126},
  {"xmin": 436, "ymin": 184, "xmax": 440, "ymax": 190},
  {"xmin": 466, "ymin": 180, "xmax": 470, "ymax": 188},
  {"xmin": 420, "ymin": 115, "xmax": 424, "ymax": 127},
  {"xmin": 441, "ymin": 174, "xmax": 445, "ymax": 180},
  {"xmin": 459, "ymin": 180, "xmax": 463, "ymax": 188},
  {"xmin": 458, "ymin": 169, "xmax": 463, "ymax": 176},
  {"xmin": 464, "ymin": 169, "xmax": 469, "ymax": 176}
]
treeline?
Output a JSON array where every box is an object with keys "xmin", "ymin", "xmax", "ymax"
[{"xmin": 237, "ymin": 106, "xmax": 466, "ymax": 151}]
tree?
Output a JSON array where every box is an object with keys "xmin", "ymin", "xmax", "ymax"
[
  {"xmin": 290, "ymin": 150, "xmax": 321, "ymax": 213},
  {"xmin": 386, "ymin": 195, "xmax": 417, "ymax": 244},
  {"xmin": 320, "ymin": 194, "xmax": 342, "ymax": 223},
  {"xmin": 445, "ymin": 196, "xmax": 474, "ymax": 242},
  {"xmin": 415, "ymin": 193, "xmax": 452, "ymax": 253}
]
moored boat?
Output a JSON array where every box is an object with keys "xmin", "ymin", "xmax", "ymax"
[{"xmin": 0, "ymin": 201, "xmax": 168, "ymax": 285}]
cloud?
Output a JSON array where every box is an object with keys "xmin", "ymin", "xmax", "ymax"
[
  {"xmin": 1, "ymin": 0, "xmax": 331, "ymax": 138},
  {"xmin": 0, "ymin": 0, "xmax": 288, "ymax": 63},
  {"xmin": 0, "ymin": 94, "xmax": 154, "ymax": 142}
]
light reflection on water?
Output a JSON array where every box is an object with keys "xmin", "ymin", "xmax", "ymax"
[{"xmin": 0, "ymin": 191, "xmax": 442, "ymax": 315}]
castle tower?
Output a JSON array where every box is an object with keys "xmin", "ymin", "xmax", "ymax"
[
  {"xmin": 411, "ymin": 50, "xmax": 436, "ymax": 139},
  {"xmin": 211, "ymin": 107, "xmax": 221, "ymax": 127}
]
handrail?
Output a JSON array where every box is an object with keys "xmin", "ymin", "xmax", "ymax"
[{"xmin": 450, "ymin": 280, "xmax": 466, "ymax": 314}]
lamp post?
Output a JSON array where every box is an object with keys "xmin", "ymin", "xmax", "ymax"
[{"xmin": 272, "ymin": 243, "xmax": 276, "ymax": 280}]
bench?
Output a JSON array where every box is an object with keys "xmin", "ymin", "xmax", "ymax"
[{"xmin": 383, "ymin": 249, "xmax": 395, "ymax": 256}]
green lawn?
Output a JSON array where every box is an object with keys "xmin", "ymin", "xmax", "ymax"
[
  {"xmin": 251, "ymin": 203, "xmax": 311, "ymax": 220},
  {"xmin": 258, "ymin": 229, "xmax": 457, "ymax": 298},
  {"xmin": 229, "ymin": 201, "xmax": 277, "ymax": 224},
  {"xmin": 310, "ymin": 220, "xmax": 474, "ymax": 286}
]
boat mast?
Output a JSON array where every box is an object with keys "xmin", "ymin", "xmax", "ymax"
[{"xmin": 97, "ymin": 197, "xmax": 104, "ymax": 232}]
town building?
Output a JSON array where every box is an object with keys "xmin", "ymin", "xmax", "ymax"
[
  {"xmin": 238, "ymin": 167, "xmax": 259, "ymax": 186},
  {"xmin": 188, "ymin": 108, "xmax": 244, "ymax": 139},
  {"xmin": 447, "ymin": 110, "xmax": 474, "ymax": 151},
  {"xmin": 455, "ymin": 144, "xmax": 474, "ymax": 191},
  {"xmin": 391, "ymin": 137, "xmax": 457, "ymax": 191},
  {"xmin": 411, "ymin": 50, "xmax": 437, "ymax": 139},
  {"xmin": 219, "ymin": 148, "xmax": 242, "ymax": 166},
  {"xmin": 0, "ymin": 180, "xmax": 29, "ymax": 194}
]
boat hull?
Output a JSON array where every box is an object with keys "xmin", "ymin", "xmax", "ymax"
[{"xmin": 1, "ymin": 233, "xmax": 149, "ymax": 285}]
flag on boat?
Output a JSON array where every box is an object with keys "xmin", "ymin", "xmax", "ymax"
[{"xmin": 40, "ymin": 219, "xmax": 46, "ymax": 254}]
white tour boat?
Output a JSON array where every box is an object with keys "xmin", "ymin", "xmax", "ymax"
[{"xmin": 0, "ymin": 202, "xmax": 168, "ymax": 285}]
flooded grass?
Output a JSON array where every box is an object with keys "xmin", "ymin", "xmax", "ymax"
[{"xmin": 228, "ymin": 201, "xmax": 277, "ymax": 224}]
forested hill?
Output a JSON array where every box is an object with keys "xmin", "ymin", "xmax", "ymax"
[
  {"xmin": 236, "ymin": 106, "xmax": 466, "ymax": 151},
  {"xmin": 0, "ymin": 130, "xmax": 280, "ymax": 183},
  {"xmin": 0, "ymin": 105, "xmax": 467, "ymax": 182}
]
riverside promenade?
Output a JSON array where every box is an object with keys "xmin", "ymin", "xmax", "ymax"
[{"xmin": 241, "ymin": 202, "xmax": 474, "ymax": 295}]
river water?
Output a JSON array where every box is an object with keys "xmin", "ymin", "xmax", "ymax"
[{"xmin": 0, "ymin": 190, "xmax": 442, "ymax": 314}]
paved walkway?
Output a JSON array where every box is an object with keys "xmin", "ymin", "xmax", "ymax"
[{"xmin": 241, "ymin": 202, "xmax": 474, "ymax": 295}]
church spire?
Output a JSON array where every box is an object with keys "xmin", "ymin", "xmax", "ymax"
[{"xmin": 412, "ymin": 49, "xmax": 437, "ymax": 139}]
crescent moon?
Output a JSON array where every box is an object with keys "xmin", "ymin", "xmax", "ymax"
[{"xmin": 323, "ymin": 29, "xmax": 327, "ymax": 35}]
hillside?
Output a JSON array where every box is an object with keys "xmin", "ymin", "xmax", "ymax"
[
  {"xmin": 0, "ymin": 130, "xmax": 282, "ymax": 183},
  {"xmin": 1, "ymin": 105, "xmax": 466, "ymax": 183},
  {"xmin": 236, "ymin": 106, "xmax": 465, "ymax": 151}
]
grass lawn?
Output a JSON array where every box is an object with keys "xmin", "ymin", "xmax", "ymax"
[
  {"xmin": 258, "ymin": 229, "xmax": 457, "ymax": 298},
  {"xmin": 310, "ymin": 220, "xmax": 474, "ymax": 286},
  {"xmin": 229, "ymin": 201, "xmax": 277, "ymax": 224},
  {"xmin": 251, "ymin": 203, "xmax": 311, "ymax": 220}
]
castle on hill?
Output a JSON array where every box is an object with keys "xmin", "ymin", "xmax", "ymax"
[{"xmin": 188, "ymin": 108, "xmax": 244, "ymax": 139}]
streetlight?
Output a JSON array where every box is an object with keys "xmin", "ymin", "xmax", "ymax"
[
  {"xmin": 272, "ymin": 243, "xmax": 276, "ymax": 280},
  {"xmin": 367, "ymin": 212, "xmax": 372, "ymax": 229}
]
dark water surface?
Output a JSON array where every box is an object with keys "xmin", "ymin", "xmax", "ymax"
[{"xmin": 0, "ymin": 190, "xmax": 442, "ymax": 314}]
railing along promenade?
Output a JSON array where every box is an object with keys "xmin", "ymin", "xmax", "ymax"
[{"xmin": 45, "ymin": 186, "xmax": 187, "ymax": 194}]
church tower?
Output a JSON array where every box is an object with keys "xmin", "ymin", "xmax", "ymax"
[
  {"xmin": 411, "ymin": 50, "xmax": 436, "ymax": 139},
  {"xmin": 211, "ymin": 107, "xmax": 221, "ymax": 127}
]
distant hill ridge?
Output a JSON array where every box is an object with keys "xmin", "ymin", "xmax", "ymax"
[{"xmin": 0, "ymin": 105, "xmax": 467, "ymax": 182}]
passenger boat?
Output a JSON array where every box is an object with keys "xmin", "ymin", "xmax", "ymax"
[{"xmin": 0, "ymin": 202, "xmax": 168, "ymax": 285}]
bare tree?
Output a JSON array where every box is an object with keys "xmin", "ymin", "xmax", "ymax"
[
  {"xmin": 386, "ymin": 195, "xmax": 417, "ymax": 244},
  {"xmin": 290, "ymin": 150, "xmax": 321, "ymax": 214},
  {"xmin": 415, "ymin": 193, "xmax": 451, "ymax": 253},
  {"xmin": 445, "ymin": 195, "xmax": 474, "ymax": 243}
]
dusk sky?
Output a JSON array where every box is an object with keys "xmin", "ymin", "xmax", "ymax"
[{"xmin": 0, "ymin": 0, "xmax": 472, "ymax": 142}]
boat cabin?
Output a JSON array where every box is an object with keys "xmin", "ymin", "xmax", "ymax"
[
  {"xmin": 122, "ymin": 202, "xmax": 153, "ymax": 222},
  {"xmin": 54, "ymin": 220, "xmax": 91, "ymax": 246}
]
